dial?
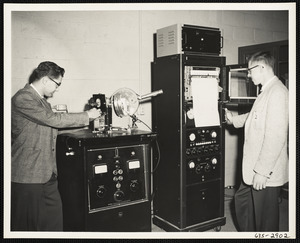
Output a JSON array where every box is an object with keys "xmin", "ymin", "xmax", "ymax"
[
  {"xmin": 96, "ymin": 186, "xmax": 107, "ymax": 198},
  {"xmin": 114, "ymin": 190, "xmax": 125, "ymax": 202},
  {"xmin": 187, "ymin": 108, "xmax": 194, "ymax": 120},
  {"xmin": 189, "ymin": 133, "xmax": 196, "ymax": 142},
  {"xmin": 210, "ymin": 130, "xmax": 217, "ymax": 138},
  {"xmin": 204, "ymin": 163, "xmax": 211, "ymax": 172},
  {"xmin": 197, "ymin": 147, "xmax": 203, "ymax": 154},
  {"xmin": 188, "ymin": 161, "xmax": 195, "ymax": 169},
  {"xmin": 130, "ymin": 181, "xmax": 139, "ymax": 192},
  {"xmin": 195, "ymin": 164, "xmax": 202, "ymax": 174},
  {"xmin": 191, "ymin": 148, "xmax": 197, "ymax": 155},
  {"xmin": 186, "ymin": 149, "xmax": 191, "ymax": 156}
]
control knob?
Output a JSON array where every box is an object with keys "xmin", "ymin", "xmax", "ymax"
[
  {"xmin": 114, "ymin": 190, "xmax": 125, "ymax": 202},
  {"xmin": 116, "ymin": 182, "xmax": 121, "ymax": 189},
  {"xmin": 195, "ymin": 164, "xmax": 202, "ymax": 174},
  {"xmin": 96, "ymin": 186, "xmax": 107, "ymax": 199},
  {"xmin": 189, "ymin": 133, "xmax": 196, "ymax": 142},
  {"xmin": 210, "ymin": 130, "xmax": 217, "ymax": 138},
  {"xmin": 186, "ymin": 149, "xmax": 191, "ymax": 156},
  {"xmin": 211, "ymin": 157, "xmax": 218, "ymax": 164},
  {"xmin": 197, "ymin": 148, "xmax": 202, "ymax": 154},
  {"xmin": 204, "ymin": 163, "xmax": 211, "ymax": 172},
  {"xmin": 130, "ymin": 181, "xmax": 139, "ymax": 192},
  {"xmin": 191, "ymin": 148, "xmax": 197, "ymax": 155},
  {"xmin": 188, "ymin": 161, "xmax": 195, "ymax": 169}
]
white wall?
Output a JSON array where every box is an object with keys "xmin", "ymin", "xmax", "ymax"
[{"xmin": 10, "ymin": 8, "xmax": 288, "ymax": 186}]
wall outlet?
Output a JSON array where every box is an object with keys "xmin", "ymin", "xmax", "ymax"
[{"xmin": 138, "ymin": 105, "xmax": 144, "ymax": 115}]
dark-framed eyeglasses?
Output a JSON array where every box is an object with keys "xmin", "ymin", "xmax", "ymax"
[
  {"xmin": 247, "ymin": 65, "xmax": 260, "ymax": 75},
  {"xmin": 48, "ymin": 76, "xmax": 61, "ymax": 87}
]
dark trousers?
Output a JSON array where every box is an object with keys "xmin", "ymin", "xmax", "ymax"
[
  {"xmin": 11, "ymin": 173, "xmax": 63, "ymax": 231},
  {"xmin": 234, "ymin": 181, "xmax": 281, "ymax": 232}
]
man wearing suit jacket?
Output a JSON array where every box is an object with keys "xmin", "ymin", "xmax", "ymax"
[
  {"xmin": 225, "ymin": 52, "xmax": 289, "ymax": 231},
  {"xmin": 11, "ymin": 61, "xmax": 101, "ymax": 231}
]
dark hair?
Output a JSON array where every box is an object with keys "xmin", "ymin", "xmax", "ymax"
[
  {"xmin": 248, "ymin": 51, "xmax": 275, "ymax": 71},
  {"xmin": 29, "ymin": 61, "xmax": 65, "ymax": 84}
]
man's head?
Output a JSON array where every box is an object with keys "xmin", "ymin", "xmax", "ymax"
[
  {"xmin": 29, "ymin": 61, "xmax": 65, "ymax": 98},
  {"xmin": 248, "ymin": 52, "xmax": 275, "ymax": 86}
]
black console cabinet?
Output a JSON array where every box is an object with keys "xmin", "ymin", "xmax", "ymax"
[{"xmin": 56, "ymin": 129, "xmax": 156, "ymax": 232}]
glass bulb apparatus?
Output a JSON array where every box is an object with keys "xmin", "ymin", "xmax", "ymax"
[{"xmin": 111, "ymin": 88, "xmax": 163, "ymax": 118}]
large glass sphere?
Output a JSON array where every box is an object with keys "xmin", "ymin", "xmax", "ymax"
[{"xmin": 112, "ymin": 88, "xmax": 139, "ymax": 117}]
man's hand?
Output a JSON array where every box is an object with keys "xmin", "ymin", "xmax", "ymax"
[
  {"xmin": 87, "ymin": 108, "xmax": 101, "ymax": 120},
  {"xmin": 225, "ymin": 108, "xmax": 233, "ymax": 125},
  {"xmin": 252, "ymin": 173, "xmax": 268, "ymax": 191}
]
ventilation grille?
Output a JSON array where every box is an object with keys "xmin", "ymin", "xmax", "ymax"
[{"xmin": 157, "ymin": 30, "xmax": 176, "ymax": 48}]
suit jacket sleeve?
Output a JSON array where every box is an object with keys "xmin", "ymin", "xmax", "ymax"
[
  {"xmin": 13, "ymin": 91, "xmax": 89, "ymax": 128},
  {"xmin": 232, "ymin": 112, "xmax": 249, "ymax": 128}
]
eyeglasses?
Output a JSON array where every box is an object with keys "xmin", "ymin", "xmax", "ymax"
[
  {"xmin": 48, "ymin": 76, "xmax": 61, "ymax": 87},
  {"xmin": 247, "ymin": 65, "xmax": 260, "ymax": 75}
]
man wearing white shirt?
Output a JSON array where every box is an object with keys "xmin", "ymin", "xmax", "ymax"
[{"xmin": 225, "ymin": 52, "xmax": 289, "ymax": 231}]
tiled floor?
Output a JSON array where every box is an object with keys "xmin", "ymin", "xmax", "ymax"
[{"xmin": 151, "ymin": 188, "xmax": 289, "ymax": 232}]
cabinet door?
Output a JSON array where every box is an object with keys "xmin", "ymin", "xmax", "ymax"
[{"xmin": 238, "ymin": 40, "xmax": 288, "ymax": 88}]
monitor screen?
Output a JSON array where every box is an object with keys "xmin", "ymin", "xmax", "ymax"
[{"xmin": 228, "ymin": 68, "xmax": 258, "ymax": 101}]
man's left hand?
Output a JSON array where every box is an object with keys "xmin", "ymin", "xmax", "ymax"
[{"xmin": 252, "ymin": 173, "xmax": 268, "ymax": 190}]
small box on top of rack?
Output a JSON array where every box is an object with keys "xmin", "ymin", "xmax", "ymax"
[{"xmin": 156, "ymin": 24, "xmax": 223, "ymax": 58}]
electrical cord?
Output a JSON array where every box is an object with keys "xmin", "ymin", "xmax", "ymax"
[
  {"xmin": 152, "ymin": 139, "xmax": 161, "ymax": 173},
  {"xmin": 130, "ymin": 115, "xmax": 152, "ymax": 132},
  {"xmin": 129, "ymin": 115, "xmax": 161, "ymax": 204},
  {"xmin": 130, "ymin": 115, "xmax": 161, "ymax": 172},
  {"xmin": 150, "ymin": 139, "xmax": 161, "ymax": 203},
  {"xmin": 129, "ymin": 115, "xmax": 161, "ymax": 173}
]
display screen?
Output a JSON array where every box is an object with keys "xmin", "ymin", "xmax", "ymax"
[
  {"xmin": 228, "ymin": 68, "xmax": 258, "ymax": 100},
  {"xmin": 94, "ymin": 164, "xmax": 108, "ymax": 174},
  {"xmin": 128, "ymin": 160, "xmax": 140, "ymax": 169}
]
